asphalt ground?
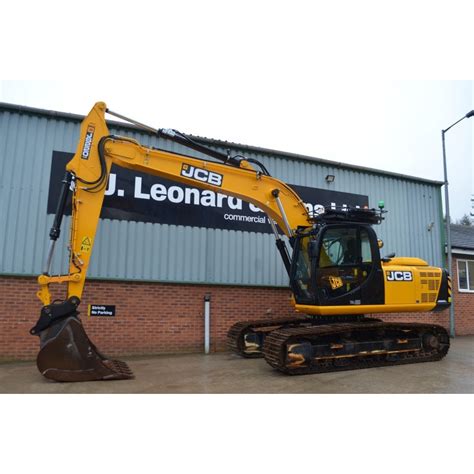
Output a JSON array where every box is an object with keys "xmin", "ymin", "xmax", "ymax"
[{"xmin": 0, "ymin": 336, "xmax": 472, "ymax": 394}]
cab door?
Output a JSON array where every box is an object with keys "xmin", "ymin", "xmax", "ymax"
[{"xmin": 313, "ymin": 224, "xmax": 384, "ymax": 307}]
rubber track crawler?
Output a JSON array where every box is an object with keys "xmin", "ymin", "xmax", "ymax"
[
  {"xmin": 227, "ymin": 315, "xmax": 382, "ymax": 359},
  {"xmin": 262, "ymin": 322, "xmax": 450, "ymax": 375},
  {"xmin": 227, "ymin": 317, "xmax": 311, "ymax": 358}
]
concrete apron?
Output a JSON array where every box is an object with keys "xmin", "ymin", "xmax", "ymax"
[{"xmin": 0, "ymin": 336, "xmax": 473, "ymax": 394}]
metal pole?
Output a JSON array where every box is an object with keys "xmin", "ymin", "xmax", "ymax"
[
  {"xmin": 441, "ymin": 110, "xmax": 474, "ymax": 337},
  {"xmin": 442, "ymin": 130, "xmax": 455, "ymax": 337},
  {"xmin": 204, "ymin": 295, "xmax": 211, "ymax": 354}
]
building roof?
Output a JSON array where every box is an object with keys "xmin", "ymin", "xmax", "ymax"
[
  {"xmin": 451, "ymin": 224, "xmax": 474, "ymax": 251},
  {"xmin": 0, "ymin": 101, "xmax": 444, "ymax": 186}
]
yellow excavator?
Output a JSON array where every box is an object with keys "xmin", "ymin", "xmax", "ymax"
[{"xmin": 30, "ymin": 102, "xmax": 451, "ymax": 382}]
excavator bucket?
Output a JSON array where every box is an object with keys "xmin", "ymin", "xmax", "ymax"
[{"xmin": 36, "ymin": 316, "xmax": 134, "ymax": 382}]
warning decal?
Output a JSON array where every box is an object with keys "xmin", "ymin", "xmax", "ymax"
[{"xmin": 81, "ymin": 236, "xmax": 92, "ymax": 253}]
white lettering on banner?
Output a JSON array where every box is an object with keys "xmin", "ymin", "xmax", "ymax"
[
  {"xmin": 150, "ymin": 183, "xmax": 167, "ymax": 201},
  {"xmin": 103, "ymin": 173, "xmax": 361, "ymax": 224},
  {"xmin": 228, "ymin": 197, "xmax": 242, "ymax": 210},
  {"xmin": 249, "ymin": 203, "xmax": 263, "ymax": 212},
  {"xmin": 49, "ymin": 151, "xmax": 369, "ymax": 232},
  {"xmin": 132, "ymin": 177, "xmax": 245, "ymax": 210},
  {"xmin": 201, "ymin": 190, "xmax": 216, "ymax": 207},
  {"xmin": 168, "ymin": 186, "xmax": 184, "ymax": 203},
  {"xmin": 134, "ymin": 177, "xmax": 150, "ymax": 199},
  {"xmin": 224, "ymin": 214, "xmax": 267, "ymax": 223},
  {"xmin": 105, "ymin": 174, "xmax": 116, "ymax": 195},
  {"xmin": 185, "ymin": 188, "xmax": 200, "ymax": 205}
]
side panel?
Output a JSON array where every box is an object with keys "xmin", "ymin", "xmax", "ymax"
[{"xmin": 383, "ymin": 264, "xmax": 442, "ymax": 306}]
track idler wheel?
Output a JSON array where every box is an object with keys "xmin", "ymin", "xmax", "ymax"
[
  {"xmin": 422, "ymin": 333, "xmax": 441, "ymax": 351},
  {"xmin": 37, "ymin": 316, "xmax": 134, "ymax": 382}
]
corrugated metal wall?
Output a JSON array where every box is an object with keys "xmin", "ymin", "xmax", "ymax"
[{"xmin": 0, "ymin": 104, "xmax": 444, "ymax": 286}]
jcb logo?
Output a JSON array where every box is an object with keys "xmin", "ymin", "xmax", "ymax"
[
  {"xmin": 386, "ymin": 271, "xmax": 413, "ymax": 281},
  {"xmin": 81, "ymin": 125, "xmax": 95, "ymax": 160},
  {"xmin": 328, "ymin": 276, "xmax": 343, "ymax": 290},
  {"xmin": 180, "ymin": 164, "xmax": 223, "ymax": 187}
]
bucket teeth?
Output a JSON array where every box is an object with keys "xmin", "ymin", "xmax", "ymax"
[
  {"xmin": 103, "ymin": 360, "xmax": 134, "ymax": 377},
  {"xmin": 36, "ymin": 316, "xmax": 134, "ymax": 382}
]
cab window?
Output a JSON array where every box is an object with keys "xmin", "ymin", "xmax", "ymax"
[
  {"xmin": 316, "ymin": 226, "xmax": 374, "ymax": 299},
  {"xmin": 361, "ymin": 230, "xmax": 372, "ymax": 263},
  {"xmin": 319, "ymin": 228, "xmax": 355, "ymax": 267}
]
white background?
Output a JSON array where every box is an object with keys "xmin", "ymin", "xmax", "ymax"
[{"xmin": 1, "ymin": 1, "xmax": 472, "ymax": 473}]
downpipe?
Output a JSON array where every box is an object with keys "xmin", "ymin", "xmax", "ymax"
[{"xmin": 204, "ymin": 294, "xmax": 211, "ymax": 354}]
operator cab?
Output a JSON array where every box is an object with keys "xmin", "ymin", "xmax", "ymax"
[{"xmin": 290, "ymin": 208, "xmax": 385, "ymax": 307}]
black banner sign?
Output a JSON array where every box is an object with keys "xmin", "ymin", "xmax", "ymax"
[
  {"xmin": 88, "ymin": 305, "xmax": 116, "ymax": 317},
  {"xmin": 47, "ymin": 151, "xmax": 369, "ymax": 234}
]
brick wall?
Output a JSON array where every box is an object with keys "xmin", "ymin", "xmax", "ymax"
[
  {"xmin": 0, "ymin": 266, "xmax": 472, "ymax": 361},
  {"xmin": 0, "ymin": 276, "xmax": 297, "ymax": 361},
  {"xmin": 449, "ymin": 254, "xmax": 474, "ymax": 336}
]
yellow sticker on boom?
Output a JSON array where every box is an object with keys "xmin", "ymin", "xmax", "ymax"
[
  {"xmin": 81, "ymin": 236, "xmax": 92, "ymax": 253},
  {"xmin": 329, "ymin": 276, "xmax": 343, "ymax": 290}
]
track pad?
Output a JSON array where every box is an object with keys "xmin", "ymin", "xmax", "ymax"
[{"xmin": 37, "ymin": 317, "xmax": 134, "ymax": 382}]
